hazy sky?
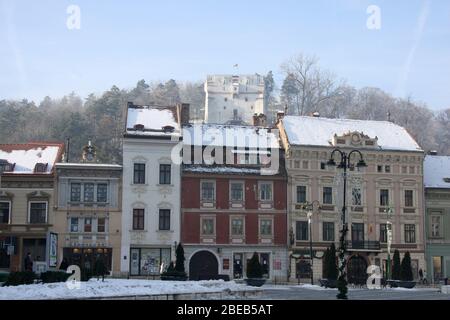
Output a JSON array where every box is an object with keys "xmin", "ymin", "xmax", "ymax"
[{"xmin": 1, "ymin": 0, "xmax": 450, "ymax": 110}]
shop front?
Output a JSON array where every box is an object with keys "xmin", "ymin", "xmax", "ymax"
[
  {"xmin": 63, "ymin": 247, "xmax": 112, "ymax": 273},
  {"xmin": 129, "ymin": 247, "xmax": 171, "ymax": 276}
]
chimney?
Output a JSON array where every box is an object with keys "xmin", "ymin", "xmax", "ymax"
[
  {"xmin": 179, "ymin": 103, "xmax": 190, "ymax": 125},
  {"xmin": 127, "ymin": 101, "xmax": 135, "ymax": 108},
  {"xmin": 276, "ymin": 111, "xmax": 285, "ymax": 123},
  {"xmin": 428, "ymin": 150, "xmax": 438, "ymax": 156},
  {"xmin": 252, "ymin": 114, "xmax": 267, "ymax": 127}
]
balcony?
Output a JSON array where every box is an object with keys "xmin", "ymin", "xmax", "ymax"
[{"xmin": 346, "ymin": 240, "xmax": 381, "ymax": 251}]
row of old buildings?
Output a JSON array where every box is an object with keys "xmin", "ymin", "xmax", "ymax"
[{"xmin": 1, "ymin": 74, "xmax": 449, "ymax": 284}]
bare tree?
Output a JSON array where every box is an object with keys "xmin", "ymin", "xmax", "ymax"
[{"xmin": 280, "ymin": 53, "xmax": 344, "ymax": 116}]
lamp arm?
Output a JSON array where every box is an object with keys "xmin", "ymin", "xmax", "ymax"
[{"xmin": 347, "ymin": 149, "xmax": 364, "ymax": 167}]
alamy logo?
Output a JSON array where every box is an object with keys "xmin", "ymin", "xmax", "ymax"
[{"xmin": 170, "ymin": 127, "xmax": 280, "ymax": 176}]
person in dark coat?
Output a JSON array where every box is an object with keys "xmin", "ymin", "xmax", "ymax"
[
  {"xmin": 59, "ymin": 258, "xmax": 69, "ymax": 271},
  {"xmin": 24, "ymin": 252, "xmax": 33, "ymax": 272}
]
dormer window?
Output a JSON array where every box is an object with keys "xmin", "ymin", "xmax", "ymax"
[
  {"xmin": 134, "ymin": 124, "xmax": 145, "ymax": 131},
  {"xmin": 0, "ymin": 160, "xmax": 15, "ymax": 173},
  {"xmin": 443, "ymin": 178, "xmax": 450, "ymax": 183},
  {"xmin": 34, "ymin": 163, "xmax": 48, "ymax": 173}
]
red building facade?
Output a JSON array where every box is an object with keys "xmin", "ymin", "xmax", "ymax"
[{"xmin": 180, "ymin": 124, "xmax": 288, "ymax": 282}]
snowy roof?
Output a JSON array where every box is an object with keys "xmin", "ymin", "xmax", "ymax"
[
  {"xmin": 0, "ymin": 142, "xmax": 64, "ymax": 174},
  {"xmin": 424, "ymin": 156, "xmax": 450, "ymax": 189},
  {"xmin": 281, "ymin": 116, "xmax": 422, "ymax": 152},
  {"xmin": 126, "ymin": 105, "xmax": 180, "ymax": 137},
  {"xmin": 182, "ymin": 124, "xmax": 279, "ymax": 149}
]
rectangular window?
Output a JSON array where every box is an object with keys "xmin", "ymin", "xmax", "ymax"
[
  {"xmin": 201, "ymin": 181, "xmax": 215, "ymax": 201},
  {"xmin": 431, "ymin": 216, "xmax": 441, "ymax": 237},
  {"xmin": 404, "ymin": 190, "xmax": 413, "ymax": 207},
  {"xmin": 320, "ymin": 162, "xmax": 326, "ymax": 170},
  {"xmin": 84, "ymin": 183, "xmax": 94, "ymax": 202},
  {"xmin": 0, "ymin": 202, "xmax": 10, "ymax": 224},
  {"xmin": 97, "ymin": 218, "xmax": 106, "ymax": 233},
  {"xmin": 401, "ymin": 166, "xmax": 407, "ymax": 174},
  {"xmin": 323, "ymin": 222, "xmax": 335, "ymax": 241},
  {"xmin": 29, "ymin": 202, "xmax": 47, "ymax": 224},
  {"xmin": 133, "ymin": 163, "xmax": 146, "ymax": 184},
  {"xmin": 385, "ymin": 165, "xmax": 391, "ymax": 173},
  {"xmin": 231, "ymin": 218, "xmax": 244, "ymax": 236},
  {"xmin": 323, "ymin": 187, "xmax": 333, "ymax": 204},
  {"xmin": 84, "ymin": 218, "xmax": 92, "ymax": 232},
  {"xmin": 380, "ymin": 224, "xmax": 387, "ymax": 243},
  {"xmin": 380, "ymin": 189, "xmax": 389, "ymax": 206},
  {"xmin": 159, "ymin": 209, "xmax": 170, "ymax": 231},
  {"xmin": 296, "ymin": 186, "xmax": 306, "ymax": 204},
  {"xmin": 97, "ymin": 184, "xmax": 108, "ymax": 203},
  {"xmin": 260, "ymin": 219, "xmax": 272, "ymax": 236},
  {"xmin": 230, "ymin": 182, "xmax": 244, "ymax": 202},
  {"xmin": 377, "ymin": 165, "xmax": 383, "ymax": 173},
  {"xmin": 352, "ymin": 223, "xmax": 364, "ymax": 242},
  {"xmin": 259, "ymin": 183, "xmax": 272, "ymax": 201},
  {"xmin": 70, "ymin": 183, "xmax": 81, "ymax": 202},
  {"xmin": 294, "ymin": 160, "xmax": 300, "ymax": 169},
  {"xmin": 70, "ymin": 218, "xmax": 79, "ymax": 232},
  {"xmin": 201, "ymin": 218, "xmax": 214, "ymax": 235},
  {"xmin": 159, "ymin": 164, "xmax": 171, "ymax": 185},
  {"xmin": 133, "ymin": 209, "xmax": 145, "ymax": 230},
  {"xmin": 302, "ymin": 161, "xmax": 309, "ymax": 169},
  {"xmin": 352, "ymin": 188, "xmax": 362, "ymax": 206},
  {"xmin": 405, "ymin": 224, "xmax": 416, "ymax": 243},
  {"xmin": 409, "ymin": 166, "xmax": 415, "ymax": 174},
  {"xmin": 296, "ymin": 221, "xmax": 309, "ymax": 241}
]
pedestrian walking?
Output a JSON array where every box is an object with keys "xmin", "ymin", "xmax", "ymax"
[{"xmin": 24, "ymin": 252, "xmax": 33, "ymax": 272}]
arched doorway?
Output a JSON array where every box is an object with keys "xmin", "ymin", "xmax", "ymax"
[
  {"xmin": 347, "ymin": 255, "xmax": 368, "ymax": 285},
  {"xmin": 189, "ymin": 250, "xmax": 219, "ymax": 280}
]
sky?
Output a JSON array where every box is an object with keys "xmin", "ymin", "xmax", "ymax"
[{"xmin": 1, "ymin": 0, "xmax": 450, "ymax": 110}]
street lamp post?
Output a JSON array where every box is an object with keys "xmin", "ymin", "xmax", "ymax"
[
  {"xmin": 327, "ymin": 148, "xmax": 367, "ymax": 300},
  {"xmin": 385, "ymin": 208, "xmax": 393, "ymax": 280},
  {"xmin": 301, "ymin": 200, "xmax": 321, "ymax": 285}
]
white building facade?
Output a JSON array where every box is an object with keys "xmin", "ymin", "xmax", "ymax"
[
  {"xmin": 120, "ymin": 102, "xmax": 188, "ymax": 276},
  {"xmin": 204, "ymin": 74, "xmax": 265, "ymax": 125}
]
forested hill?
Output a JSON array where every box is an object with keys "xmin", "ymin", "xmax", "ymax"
[{"xmin": 1, "ymin": 57, "xmax": 449, "ymax": 164}]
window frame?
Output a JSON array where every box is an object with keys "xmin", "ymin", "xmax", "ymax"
[
  {"xmin": 230, "ymin": 216, "xmax": 245, "ymax": 237},
  {"xmin": 229, "ymin": 181, "xmax": 245, "ymax": 202},
  {"xmin": 133, "ymin": 163, "xmax": 146, "ymax": 185},
  {"xmin": 404, "ymin": 190, "xmax": 414, "ymax": 207},
  {"xmin": 296, "ymin": 185, "xmax": 307, "ymax": 204},
  {"xmin": 380, "ymin": 189, "xmax": 389, "ymax": 207},
  {"xmin": 159, "ymin": 164, "xmax": 171, "ymax": 185},
  {"xmin": 201, "ymin": 180, "xmax": 216, "ymax": 202},
  {"xmin": 404, "ymin": 224, "xmax": 416, "ymax": 243},
  {"xmin": 70, "ymin": 217, "xmax": 79, "ymax": 232},
  {"xmin": 70, "ymin": 183, "xmax": 81, "ymax": 202},
  {"xmin": 322, "ymin": 186, "xmax": 333, "ymax": 205},
  {"xmin": 97, "ymin": 217, "xmax": 106, "ymax": 233},
  {"xmin": 322, "ymin": 222, "xmax": 335, "ymax": 242},
  {"xmin": 0, "ymin": 201, "xmax": 11, "ymax": 224},
  {"xmin": 430, "ymin": 215, "xmax": 442, "ymax": 238},
  {"xmin": 200, "ymin": 216, "xmax": 216, "ymax": 236},
  {"xmin": 259, "ymin": 218, "xmax": 273, "ymax": 237},
  {"xmin": 28, "ymin": 201, "xmax": 48, "ymax": 224},
  {"xmin": 97, "ymin": 183, "xmax": 108, "ymax": 203},
  {"xmin": 132, "ymin": 208, "xmax": 145, "ymax": 231},
  {"xmin": 259, "ymin": 182, "xmax": 273, "ymax": 202},
  {"xmin": 158, "ymin": 209, "xmax": 171, "ymax": 231},
  {"xmin": 83, "ymin": 183, "xmax": 95, "ymax": 203},
  {"xmin": 296, "ymin": 220, "xmax": 309, "ymax": 241}
]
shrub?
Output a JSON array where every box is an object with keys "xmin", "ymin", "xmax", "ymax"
[
  {"xmin": 175, "ymin": 243, "xmax": 186, "ymax": 273},
  {"xmin": 0, "ymin": 272, "xmax": 9, "ymax": 283},
  {"xmin": 40, "ymin": 271, "xmax": 70, "ymax": 283},
  {"xmin": 400, "ymin": 251, "xmax": 413, "ymax": 281},
  {"xmin": 2, "ymin": 271, "xmax": 36, "ymax": 286},
  {"xmin": 392, "ymin": 250, "xmax": 401, "ymax": 280},
  {"xmin": 246, "ymin": 252, "xmax": 263, "ymax": 279},
  {"xmin": 161, "ymin": 261, "xmax": 187, "ymax": 281}
]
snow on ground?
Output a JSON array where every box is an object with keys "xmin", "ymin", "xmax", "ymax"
[{"xmin": 0, "ymin": 279, "xmax": 256, "ymax": 300}]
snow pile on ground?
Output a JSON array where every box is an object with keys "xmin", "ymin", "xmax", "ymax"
[{"xmin": 0, "ymin": 279, "xmax": 255, "ymax": 300}]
